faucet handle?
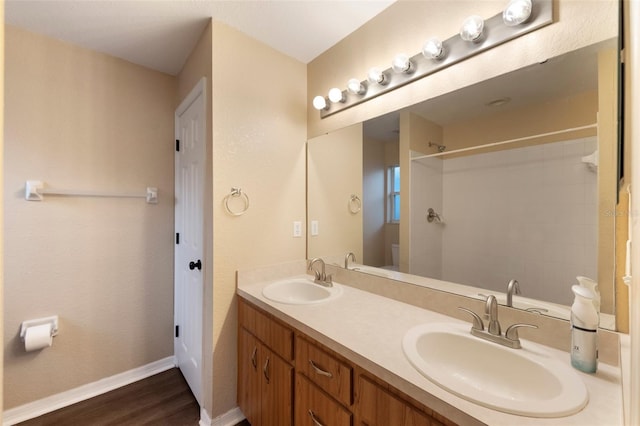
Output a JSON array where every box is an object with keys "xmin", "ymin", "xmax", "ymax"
[
  {"xmin": 458, "ymin": 307, "xmax": 484, "ymax": 331},
  {"xmin": 505, "ymin": 323, "xmax": 538, "ymax": 342}
]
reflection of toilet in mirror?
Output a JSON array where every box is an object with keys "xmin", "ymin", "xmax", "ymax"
[{"xmin": 382, "ymin": 243, "xmax": 399, "ymax": 271}]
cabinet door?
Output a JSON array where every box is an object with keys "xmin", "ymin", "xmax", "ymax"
[
  {"xmin": 295, "ymin": 374, "xmax": 352, "ymax": 426},
  {"xmin": 261, "ymin": 347, "xmax": 294, "ymax": 426},
  {"xmin": 357, "ymin": 376, "xmax": 432, "ymax": 426},
  {"xmin": 238, "ymin": 328, "xmax": 261, "ymax": 426}
]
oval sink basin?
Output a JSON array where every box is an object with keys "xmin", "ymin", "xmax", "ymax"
[
  {"xmin": 262, "ymin": 278, "xmax": 343, "ymax": 305},
  {"xmin": 402, "ymin": 322, "xmax": 588, "ymax": 417}
]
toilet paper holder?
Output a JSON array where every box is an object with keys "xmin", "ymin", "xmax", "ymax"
[{"xmin": 20, "ymin": 316, "xmax": 59, "ymax": 341}]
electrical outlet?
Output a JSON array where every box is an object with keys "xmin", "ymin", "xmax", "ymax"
[
  {"xmin": 293, "ymin": 221, "xmax": 302, "ymax": 237},
  {"xmin": 311, "ymin": 220, "xmax": 319, "ymax": 236}
]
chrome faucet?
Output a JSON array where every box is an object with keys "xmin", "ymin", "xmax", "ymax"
[
  {"xmin": 344, "ymin": 252, "xmax": 356, "ymax": 269},
  {"xmin": 506, "ymin": 279, "xmax": 521, "ymax": 307},
  {"xmin": 458, "ymin": 295, "xmax": 538, "ymax": 349},
  {"xmin": 308, "ymin": 258, "xmax": 333, "ymax": 287}
]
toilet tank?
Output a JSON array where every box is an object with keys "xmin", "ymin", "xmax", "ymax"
[{"xmin": 391, "ymin": 243, "xmax": 399, "ymax": 267}]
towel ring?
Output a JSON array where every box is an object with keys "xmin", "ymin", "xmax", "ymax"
[
  {"xmin": 223, "ymin": 187, "xmax": 250, "ymax": 216},
  {"xmin": 348, "ymin": 194, "xmax": 361, "ymax": 214}
]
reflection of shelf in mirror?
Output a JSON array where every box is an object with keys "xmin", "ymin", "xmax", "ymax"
[
  {"xmin": 410, "ymin": 123, "xmax": 597, "ymax": 161},
  {"xmin": 581, "ymin": 149, "xmax": 598, "ymax": 171}
]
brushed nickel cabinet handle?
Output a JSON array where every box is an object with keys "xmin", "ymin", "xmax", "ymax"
[
  {"xmin": 263, "ymin": 357, "xmax": 270, "ymax": 383},
  {"xmin": 309, "ymin": 360, "xmax": 333, "ymax": 378},
  {"xmin": 251, "ymin": 346, "xmax": 257, "ymax": 370},
  {"xmin": 308, "ymin": 409, "xmax": 325, "ymax": 426}
]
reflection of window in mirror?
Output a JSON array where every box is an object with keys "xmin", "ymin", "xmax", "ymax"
[{"xmin": 388, "ymin": 165, "xmax": 400, "ymax": 223}]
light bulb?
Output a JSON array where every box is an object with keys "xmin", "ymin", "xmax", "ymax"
[
  {"xmin": 392, "ymin": 53, "xmax": 412, "ymax": 73},
  {"xmin": 347, "ymin": 78, "xmax": 365, "ymax": 95},
  {"xmin": 503, "ymin": 0, "xmax": 532, "ymax": 26},
  {"xmin": 422, "ymin": 38, "xmax": 444, "ymax": 60},
  {"xmin": 460, "ymin": 15, "xmax": 485, "ymax": 42},
  {"xmin": 312, "ymin": 95, "xmax": 327, "ymax": 111},
  {"xmin": 367, "ymin": 67, "xmax": 387, "ymax": 85},
  {"xmin": 328, "ymin": 87, "xmax": 345, "ymax": 103}
]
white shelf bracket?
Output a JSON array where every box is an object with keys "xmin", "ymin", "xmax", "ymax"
[{"xmin": 25, "ymin": 180, "xmax": 44, "ymax": 201}]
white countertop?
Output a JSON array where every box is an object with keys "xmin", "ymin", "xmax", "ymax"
[{"xmin": 238, "ymin": 275, "xmax": 623, "ymax": 426}]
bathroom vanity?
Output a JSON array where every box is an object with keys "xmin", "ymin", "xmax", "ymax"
[
  {"xmin": 236, "ymin": 262, "xmax": 624, "ymax": 426},
  {"xmin": 238, "ymin": 297, "xmax": 457, "ymax": 426}
]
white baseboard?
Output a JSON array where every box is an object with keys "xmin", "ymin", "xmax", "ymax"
[
  {"xmin": 208, "ymin": 407, "xmax": 245, "ymax": 426},
  {"xmin": 3, "ymin": 356, "xmax": 176, "ymax": 426},
  {"xmin": 200, "ymin": 407, "xmax": 213, "ymax": 426}
]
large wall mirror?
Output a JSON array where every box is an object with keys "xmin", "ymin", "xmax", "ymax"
[{"xmin": 307, "ymin": 37, "xmax": 621, "ymax": 330}]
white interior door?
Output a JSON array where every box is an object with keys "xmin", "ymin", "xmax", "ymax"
[{"xmin": 175, "ymin": 78, "xmax": 206, "ymax": 406}]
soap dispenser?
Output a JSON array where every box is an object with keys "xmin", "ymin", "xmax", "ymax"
[
  {"xmin": 576, "ymin": 275, "xmax": 600, "ymax": 314},
  {"xmin": 570, "ymin": 285, "xmax": 598, "ymax": 373}
]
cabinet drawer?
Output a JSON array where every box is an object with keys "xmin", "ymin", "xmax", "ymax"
[
  {"xmin": 296, "ymin": 336, "xmax": 352, "ymax": 406},
  {"xmin": 295, "ymin": 374, "xmax": 352, "ymax": 426},
  {"xmin": 239, "ymin": 298, "xmax": 294, "ymax": 362},
  {"xmin": 358, "ymin": 375, "xmax": 442, "ymax": 426}
]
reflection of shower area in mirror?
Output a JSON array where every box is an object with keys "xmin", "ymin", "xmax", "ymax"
[{"xmin": 410, "ymin": 136, "xmax": 598, "ymax": 306}]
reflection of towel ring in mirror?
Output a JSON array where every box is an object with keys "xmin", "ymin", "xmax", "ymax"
[
  {"xmin": 223, "ymin": 187, "xmax": 250, "ymax": 216},
  {"xmin": 348, "ymin": 194, "xmax": 362, "ymax": 214},
  {"xmin": 427, "ymin": 207, "xmax": 443, "ymax": 223}
]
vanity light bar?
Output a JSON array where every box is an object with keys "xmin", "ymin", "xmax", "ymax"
[{"xmin": 316, "ymin": 0, "xmax": 552, "ymax": 118}]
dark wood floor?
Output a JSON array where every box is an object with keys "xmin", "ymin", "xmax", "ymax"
[{"xmin": 17, "ymin": 368, "xmax": 249, "ymax": 426}]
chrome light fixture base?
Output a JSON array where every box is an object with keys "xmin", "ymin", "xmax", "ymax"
[{"xmin": 319, "ymin": 0, "xmax": 552, "ymax": 118}]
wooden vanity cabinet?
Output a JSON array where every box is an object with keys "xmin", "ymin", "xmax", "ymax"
[
  {"xmin": 237, "ymin": 297, "xmax": 457, "ymax": 426},
  {"xmin": 238, "ymin": 329, "xmax": 261, "ymax": 425},
  {"xmin": 238, "ymin": 299, "xmax": 294, "ymax": 426},
  {"xmin": 355, "ymin": 372, "xmax": 457, "ymax": 426}
]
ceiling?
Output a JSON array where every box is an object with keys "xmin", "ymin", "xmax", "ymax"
[{"xmin": 5, "ymin": 0, "xmax": 396, "ymax": 75}]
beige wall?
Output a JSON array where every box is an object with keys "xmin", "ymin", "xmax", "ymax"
[
  {"xmin": 3, "ymin": 26, "xmax": 177, "ymax": 408},
  {"xmin": 399, "ymin": 113, "xmax": 442, "ymax": 273},
  {"xmin": 596, "ymin": 48, "xmax": 621, "ymax": 322},
  {"xmin": 628, "ymin": 1, "xmax": 640, "ymax": 420},
  {"xmin": 308, "ymin": 124, "xmax": 363, "ymax": 262},
  {"xmin": 379, "ymin": 142, "xmax": 399, "ymax": 267},
  {"xmin": 210, "ymin": 22, "xmax": 307, "ymax": 418},
  {"xmin": 176, "ymin": 21, "xmax": 308, "ymax": 419},
  {"xmin": 362, "ymin": 135, "xmax": 385, "ymax": 266},
  {"xmin": 442, "ymin": 91, "xmax": 598, "ymax": 154},
  {"xmin": 309, "ymin": 0, "xmax": 621, "ymax": 320},
  {"xmin": 307, "ymin": 0, "xmax": 618, "ymax": 138},
  {"xmin": 176, "ymin": 21, "xmax": 214, "ymax": 415},
  {"xmin": 1, "ymin": 0, "xmax": 5, "ymax": 418},
  {"xmin": 3, "ymin": 19, "xmax": 306, "ymax": 418}
]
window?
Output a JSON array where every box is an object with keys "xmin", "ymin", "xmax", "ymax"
[{"xmin": 388, "ymin": 165, "xmax": 400, "ymax": 223}]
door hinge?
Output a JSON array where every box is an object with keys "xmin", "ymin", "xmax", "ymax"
[
  {"xmin": 176, "ymin": 139, "xmax": 180, "ymax": 152},
  {"xmin": 175, "ymin": 325, "xmax": 179, "ymax": 338},
  {"xmin": 176, "ymin": 233, "xmax": 180, "ymax": 244}
]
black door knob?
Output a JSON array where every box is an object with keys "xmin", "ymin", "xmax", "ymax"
[{"xmin": 189, "ymin": 259, "xmax": 202, "ymax": 271}]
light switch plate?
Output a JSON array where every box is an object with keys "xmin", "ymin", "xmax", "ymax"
[
  {"xmin": 311, "ymin": 220, "xmax": 319, "ymax": 236},
  {"xmin": 293, "ymin": 221, "xmax": 302, "ymax": 237}
]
